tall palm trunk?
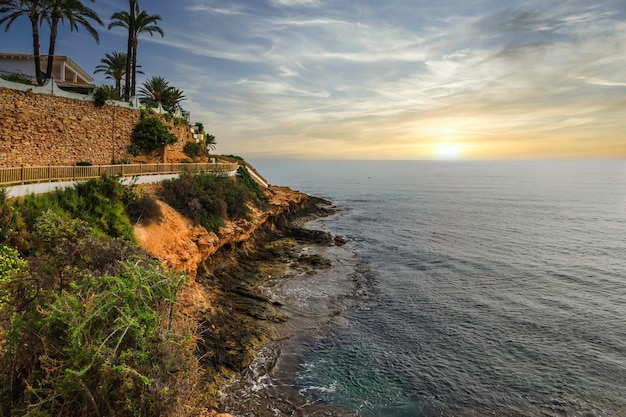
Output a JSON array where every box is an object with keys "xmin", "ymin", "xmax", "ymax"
[
  {"xmin": 45, "ymin": 17, "xmax": 60, "ymax": 81},
  {"xmin": 124, "ymin": 0, "xmax": 135, "ymax": 99},
  {"xmin": 131, "ymin": 38, "xmax": 138, "ymax": 98},
  {"xmin": 29, "ymin": 13, "xmax": 44, "ymax": 85}
]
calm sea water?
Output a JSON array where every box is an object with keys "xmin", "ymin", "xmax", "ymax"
[{"xmin": 243, "ymin": 160, "xmax": 626, "ymax": 417}]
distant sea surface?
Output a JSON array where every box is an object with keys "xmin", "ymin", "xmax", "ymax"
[{"xmin": 243, "ymin": 160, "xmax": 626, "ymax": 417}]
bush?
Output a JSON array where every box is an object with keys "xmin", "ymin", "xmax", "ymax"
[
  {"xmin": 76, "ymin": 161, "xmax": 92, "ymax": 166},
  {"xmin": 183, "ymin": 142, "xmax": 205, "ymax": 161},
  {"xmin": 16, "ymin": 175, "xmax": 135, "ymax": 242},
  {"xmin": 130, "ymin": 114, "xmax": 178, "ymax": 155},
  {"xmin": 0, "ymin": 244, "xmax": 26, "ymax": 299},
  {"xmin": 161, "ymin": 172, "xmax": 257, "ymax": 232},
  {"xmin": 237, "ymin": 166, "xmax": 269, "ymax": 205},
  {"xmin": 127, "ymin": 142, "xmax": 141, "ymax": 156},
  {"xmin": 0, "ymin": 259, "xmax": 203, "ymax": 417},
  {"xmin": 0, "ymin": 188, "xmax": 28, "ymax": 250},
  {"xmin": 93, "ymin": 85, "xmax": 111, "ymax": 107},
  {"xmin": 125, "ymin": 193, "xmax": 163, "ymax": 224},
  {"xmin": 0, "ymin": 71, "xmax": 33, "ymax": 86},
  {"xmin": 161, "ymin": 173, "xmax": 227, "ymax": 232},
  {"xmin": 222, "ymin": 154, "xmax": 244, "ymax": 163},
  {"xmin": 0, "ymin": 210, "xmax": 205, "ymax": 416}
]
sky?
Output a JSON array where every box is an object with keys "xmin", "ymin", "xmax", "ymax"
[{"xmin": 2, "ymin": 0, "xmax": 626, "ymax": 160}]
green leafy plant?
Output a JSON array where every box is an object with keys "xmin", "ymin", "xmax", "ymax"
[
  {"xmin": 0, "ymin": 244, "xmax": 26, "ymax": 304},
  {"xmin": 127, "ymin": 143, "xmax": 141, "ymax": 156},
  {"xmin": 0, "ymin": 71, "xmax": 34, "ymax": 86},
  {"xmin": 93, "ymin": 85, "xmax": 112, "ymax": 107},
  {"xmin": 0, "ymin": 259, "xmax": 202, "ymax": 417},
  {"xmin": 16, "ymin": 175, "xmax": 135, "ymax": 242},
  {"xmin": 237, "ymin": 166, "xmax": 269, "ymax": 205},
  {"xmin": 125, "ymin": 193, "xmax": 162, "ymax": 224},
  {"xmin": 222, "ymin": 154, "xmax": 244, "ymax": 163},
  {"xmin": 161, "ymin": 172, "xmax": 257, "ymax": 232},
  {"xmin": 174, "ymin": 116, "xmax": 187, "ymax": 126},
  {"xmin": 183, "ymin": 142, "xmax": 205, "ymax": 161},
  {"xmin": 0, "ymin": 210, "xmax": 205, "ymax": 416},
  {"xmin": 130, "ymin": 114, "xmax": 178, "ymax": 155},
  {"xmin": 0, "ymin": 188, "xmax": 28, "ymax": 250}
]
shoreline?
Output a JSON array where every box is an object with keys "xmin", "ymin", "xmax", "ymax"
[
  {"xmin": 216, "ymin": 211, "xmax": 361, "ymax": 416},
  {"xmin": 134, "ymin": 185, "xmax": 358, "ymax": 414}
]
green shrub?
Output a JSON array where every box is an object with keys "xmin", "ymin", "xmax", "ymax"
[
  {"xmin": 0, "ymin": 188, "xmax": 28, "ymax": 250},
  {"xmin": 0, "ymin": 259, "xmax": 203, "ymax": 417},
  {"xmin": 76, "ymin": 161, "xmax": 92, "ymax": 166},
  {"xmin": 237, "ymin": 166, "xmax": 269, "ymax": 206},
  {"xmin": 16, "ymin": 175, "xmax": 135, "ymax": 242},
  {"xmin": 0, "ymin": 209, "xmax": 205, "ymax": 416},
  {"xmin": 0, "ymin": 244, "xmax": 26, "ymax": 304},
  {"xmin": 0, "ymin": 72, "xmax": 33, "ymax": 86},
  {"xmin": 130, "ymin": 114, "xmax": 178, "ymax": 155},
  {"xmin": 125, "ymin": 193, "xmax": 162, "ymax": 224},
  {"xmin": 127, "ymin": 142, "xmax": 141, "ymax": 156},
  {"xmin": 183, "ymin": 142, "xmax": 205, "ymax": 161},
  {"xmin": 222, "ymin": 154, "xmax": 244, "ymax": 163},
  {"xmin": 161, "ymin": 173, "xmax": 227, "ymax": 232},
  {"xmin": 161, "ymin": 172, "xmax": 256, "ymax": 232},
  {"xmin": 93, "ymin": 85, "xmax": 111, "ymax": 108},
  {"xmin": 174, "ymin": 117, "xmax": 188, "ymax": 126}
]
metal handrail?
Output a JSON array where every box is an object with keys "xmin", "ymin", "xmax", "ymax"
[{"xmin": 0, "ymin": 162, "xmax": 239, "ymax": 186}]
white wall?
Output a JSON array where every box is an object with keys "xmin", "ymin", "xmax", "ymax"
[{"xmin": 0, "ymin": 59, "xmax": 35, "ymax": 78}]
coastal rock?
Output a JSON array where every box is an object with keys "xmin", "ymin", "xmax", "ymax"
[{"xmin": 133, "ymin": 185, "xmax": 309, "ymax": 281}]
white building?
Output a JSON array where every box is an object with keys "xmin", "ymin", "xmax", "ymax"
[{"xmin": 0, "ymin": 52, "xmax": 94, "ymax": 92}]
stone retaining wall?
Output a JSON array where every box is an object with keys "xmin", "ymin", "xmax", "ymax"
[{"xmin": 0, "ymin": 86, "xmax": 194, "ymax": 167}]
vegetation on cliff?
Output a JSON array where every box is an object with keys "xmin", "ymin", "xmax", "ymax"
[
  {"xmin": 0, "ymin": 171, "xmax": 275, "ymax": 416},
  {"xmin": 0, "ymin": 205, "xmax": 204, "ymax": 416},
  {"xmin": 161, "ymin": 171, "xmax": 265, "ymax": 232}
]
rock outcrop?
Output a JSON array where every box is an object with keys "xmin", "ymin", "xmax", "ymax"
[{"xmin": 133, "ymin": 186, "xmax": 307, "ymax": 281}]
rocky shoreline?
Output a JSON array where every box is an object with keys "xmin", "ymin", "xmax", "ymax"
[{"xmin": 134, "ymin": 185, "xmax": 351, "ymax": 414}]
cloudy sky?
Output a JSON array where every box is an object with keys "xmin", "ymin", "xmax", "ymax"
[{"xmin": 3, "ymin": 0, "xmax": 626, "ymax": 159}]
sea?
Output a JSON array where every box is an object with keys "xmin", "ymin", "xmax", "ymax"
[{"xmin": 222, "ymin": 160, "xmax": 626, "ymax": 417}]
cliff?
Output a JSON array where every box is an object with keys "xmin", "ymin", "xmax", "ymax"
[
  {"xmin": 133, "ymin": 185, "xmax": 307, "ymax": 281},
  {"xmin": 132, "ymin": 184, "xmax": 335, "ymax": 414}
]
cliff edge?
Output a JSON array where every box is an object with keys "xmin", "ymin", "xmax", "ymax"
[{"xmin": 133, "ymin": 185, "xmax": 307, "ymax": 281}]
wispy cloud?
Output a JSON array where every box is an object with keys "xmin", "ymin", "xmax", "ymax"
[
  {"xmin": 81, "ymin": 0, "xmax": 626, "ymax": 158},
  {"xmin": 270, "ymin": 0, "xmax": 322, "ymax": 7}
]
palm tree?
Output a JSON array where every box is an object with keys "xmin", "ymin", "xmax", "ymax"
[
  {"xmin": 108, "ymin": 4, "xmax": 163, "ymax": 98},
  {"xmin": 205, "ymin": 134, "xmax": 217, "ymax": 153},
  {"xmin": 43, "ymin": 0, "xmax": 103, "ymax": 81},
  {"xmin": 123, "ymin": 0, "xmax": 135, "ymax": 99},
  {"xmin": 94, "ymin": 51, "xmax": 127, "ymax": 97},
  {"xmin": 138, "ymin": 76, "xmax": 186, "ymax": 111},
  {"xmin": 0, "ymin": 0, "xmax": 47, "ymax": 85}
]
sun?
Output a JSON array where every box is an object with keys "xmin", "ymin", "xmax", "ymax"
[{"xmin": 435, "ymin": 143, "xmax": 461, "ymax": 160}]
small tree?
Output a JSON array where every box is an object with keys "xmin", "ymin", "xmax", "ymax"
[{"xmin": 128, "ymin": 114, "xmax": 177, "ymax": 155}]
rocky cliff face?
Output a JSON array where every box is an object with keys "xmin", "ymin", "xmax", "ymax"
[
  {"xmin": 132, "ymin": 185, "xmax": 319, "ymax": 414},
  {"xmin": 133, "ymin": 185, "xmax": 307, "ymax": 281}
]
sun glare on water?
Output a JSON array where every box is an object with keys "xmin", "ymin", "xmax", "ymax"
[{"xmin": 435, "ymin": 144, "xmax": 461, "ymax": 160}]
